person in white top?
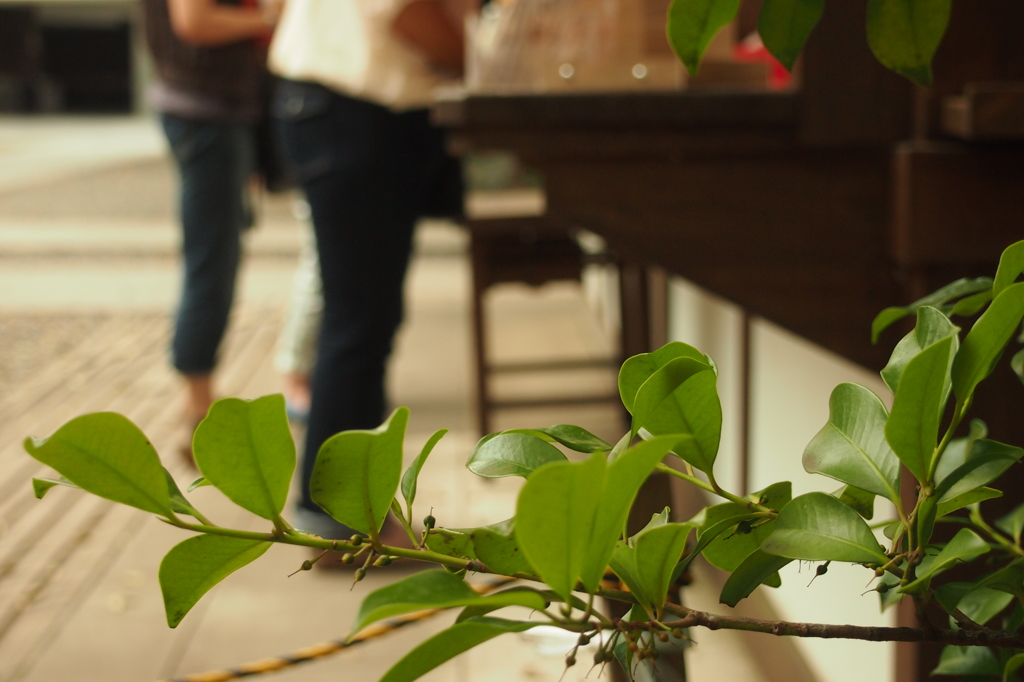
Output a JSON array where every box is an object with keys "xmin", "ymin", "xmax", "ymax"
[{"xmin": 268, "ymin": 0, "xmax": 467, "ymax": 548}]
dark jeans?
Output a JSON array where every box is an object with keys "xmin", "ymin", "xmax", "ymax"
[
  {"xmin": 273, "ymin": 81, "xmax": 451, "ymax": 537},
  {"xmin": 161, "ymin": 114, "xmax": 254, "ymax": 375}
]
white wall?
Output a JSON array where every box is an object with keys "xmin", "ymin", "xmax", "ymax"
[{"xmin": 667, "ymin": 277, "xmax": 897, "ymax": 682}]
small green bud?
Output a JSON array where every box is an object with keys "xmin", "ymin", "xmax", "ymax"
[
  {"xmin": 354, "ymin": 567, "xmax": 367, "ymax": 581},
  {"xmin": 300, "ymin": 560, "xmax": 314, "ymax": 571},
  {"xmin": 658, "ymin": 632, "xmax": 669, "ymax": 643},
  {"xmin": 627, "ymin": 642, "xmax": 639, "ymax": 653},
  {"xmin": 350, "ymin": 535, "xmax": 363, "ymax": 547},
  {"xmin": 341, "ymin": 553, "xmax": 355, "ymax": 564},
  {"xmin": 424, "ymin": 515, "xmax": 436, "ymax": 530},
  {"xmin": 877, "ymin": 582, "xmax": 890, "ymax": 594},
  {"xmin": 374, "ymin": 556, "xmax": 393, "ymax": 567},
  {"xmin": 593, "ymin": 650, "xmax": 606, "ymax": 664},
  {"xmin": 815, "ymin": 563, "xmax": 828, "ymax": 577},
  {"xmin": 735, "ymin": 520, "xmax": 753, "ymax": 535},
  {"xmin": 565, "ymin": 653, "xmax": 576, "ymax": 667},
  {"xmin": 671, "ymin": 628, "xmax": 684, "ymax": 639},
  {"xmin": 578, "ymin": 633, "xmax": 592, "ymax": 646}
]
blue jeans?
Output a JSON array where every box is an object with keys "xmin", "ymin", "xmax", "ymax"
[
  {"xmin": 273, "ymin": 81, "xmax": 452, "ymax": 538},
  {"xmin": 161, "ymin": 114, "xmax": 255, "ymax": 375}
]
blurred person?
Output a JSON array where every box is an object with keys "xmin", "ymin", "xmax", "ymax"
[
  {"xmin": 141, "ymin": 0, "xmax": 282, "ymax": 464},
  {"xmin": 268, "ymin": 0, "xmax": 468, "ymax": 543}
]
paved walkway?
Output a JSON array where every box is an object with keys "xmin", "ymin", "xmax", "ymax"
[{"xmin": 0, "ymin": 116, "xmax": 766, "ymax": 682}]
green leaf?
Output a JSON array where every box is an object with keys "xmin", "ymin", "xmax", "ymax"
[
  {"xmin": 885, "ymin": 333, "xmax": 957, "ymax": 483},
  {"xmin": 31, "ymin": 476, "xmax": 78, "ymax": 499},
  {"xmin": 997, "ymin": 502, "xmax": 1024, "ymax": 545},
  {"xmin": 401, "ymin": 428, "xmax": 447, "ymax": 517},
  {"xmin": 993, "ymin": 241, "xmax": 1024, "ymax": 299},
  {"xmin": 187, "ymin": 477, "xmax": 211, "ymax": 492},
  {"xmin": 455, "ymin": 587, "xmax": 581, "ymax": 623},
  {"xmin": 425, "ymin": 528, "xmax": 477, "ymax": 561},
  {"xmin": 931, "ymin": 645, "xmax": 1000, "ymax": 677},
  {"xmin": 947, "ymin": 586, "xmax": 1014, "ymax": 628},
  {"xmin": 503, "ymin": 425, "xmax": 611, "ymax": 453},
  {"xmin": 953, "ymin": 282, "xmax": 1024, "ymax": 407},
  {"xmin": 865, "ymin": 0, "xmax": 951, "ymax": 86},
  {"xmin": 702, "ymin": 482, "xmax": 791, "ymax": 572},
  {"xmin": 631, "ymin": 357, "xmax": 721, "ymax": 475},
  {"xmin": 380, "ymin": 618, "xmax": 539, "ymax": 682},
  {"xmin": 618, "ymin": 342, "xmax": 708, "ymax": 421},
  {"xmin": 24, "ymin": 412, "xmax": 173, "ymax": 517},
  {"xmin": 310, "ymin": 407, "xmax": 408, "ymax": 536},
  {"xmin": 881, "ymin": 307, "xmax": 959, "ymax": 395},
  {"xmin": 612, "ymin": 604, "xmax": 648, "ymax": 680},
  {"xmin": 950, "ymin": 290, "xmax": 994, "ymax": 317},
  {"xmin": 164, "ymin": 469, "xmax": 206, "ymax": 521},
  {"xmin": 1012, "ymin": 348, "xmax": 1024, "ymax": 386},
  {"xmin": 466, "ymin": 432, "xmax": 566, "ymax": 479},
  {"xmin": 193, "ymin": 395, "xmax": 296, "ymax": 521},
  {"xmin": 352, "ymin": 570, "xmax": 546, "ymax": 634},
  {"xmin": 872, "ymin": 278, "xmax": 992, "ymax": 343},
  {"xmin": 836, "ymin": 485, "xmax": 876, "ymax": 520},
  {"xmin": 803, "ymin": 383, "xmax": 900, "ymax": 500},
  {"xmin": 632, "ymin": 523, "xmax": 694, "ymax": 617},
  {"xmin": 581, "ymin": 436, "xmax": 684, "ymax": 591},
  {"xmin": 761, "ymin": 492, "xmax": 888, "ymax": 564},
  {"xmin": 976, "ymin": 560, "xmax": 1024, "ymax": 602},
  {"xmin": 469, "ymin": 520, "xmax": 535, "ymax": 576},
  {"xmin": 934, "ymin": 419, "xmax": 988, "ymax": 489},
  {"xmin": 937, "ymin": 438, "xmax": 1023, "ymax": 502},
  {"xmin": 937, "ymin": 487, "xmax": 1001, "ymax": 518},
  {"xmin": 610, "ymin": 543, "xmax": 655, "ymax": 614},
  {"xmin": 159, "ymin": 534, "xmax": 271, "ymax": 628},
  {"xmin": 515, "ymin": 452, "xmax": 606, "ymax": 602},
  {"xmin": 1003, "ymin": 652, "xmax": 1024, "ymax": 682},
  {"xmin": 676, "ymin": 511, "xmax": 760, "ymax": 581},
  {"xmin": 757, "ymin": 0, "xmax": 824, "ymax": 70},
  {"xmin": 900, "ymin": 529, "xmax": 990, "ymax": 595},
  {"xmin": 720, "ymin": 550, "xmax": 792, "ymax": 607},
  {"xmin": 667, "ymin": 0, "xmax": 742, "ymax": 75}
]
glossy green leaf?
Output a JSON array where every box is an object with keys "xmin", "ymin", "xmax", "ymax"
[
  {"xmin": 466, "ymin": 433, "xmax": 567, "ymax": 479},
  {"xmin": 425, "ymin": 528, "xmax": 477, "ymax": 561},
  {"xmin": 619, "ymin": 342, "xmax": 708, "ymax": 414},
  {"xmin": 836, "ymin": 485, "xmax": 875, "ymax": 520},
  {"xmin": 885, "ymin": 333, "xmax": 957, "ymax": 483},
  {"xmin": 193, "ymin": 395, "xmax": 296, "ymax": 521},
  {"xmin": 310, "ymin": 407, "xmax": 408, "ymax": 536},
  {"xmin": 937, "ymin": 487, "xmax": 1001, "ymax": 518},
  {"xmin": 164, "ymin": 469, "xmax": 206, "ymax": 521},
  {"xmin": 676, "ymin": 511, "xmax": 759, "ymax": 582},
  {"xmin": 610, "ymin": 543, "xmax": 655, "ymax": 614},
  {"xmin": 761, "ymin": 492, "xmax": 888, "ymax": 564},
  {"xmin": 401, "ymin": 428, "xmax": 447, "ymax": 517},
  {"xmin": 455, "ymin": 587, "xmax": 581, "ymax": 623},
  {"xmin": 997, "ymin": 502, "xmax": 1024, "ymax": 545},
  {"xmin": 803, "ymin": 383, "xmax": 900, "ymax": 500},
  {"xmin": 24, "ymin": 412, "xmax": 173, "ymax": 517},
  {"xmin": 881, "ymin": 307, "xmax": 959, "ymax": 395},
  {"xmin": 380, "ymin": 618, "xmax": 540, "ymax": 682},
  {"xmin": 993, "ymin": 241, "xmax": 1024, "ymax": 299},
  {"xmin": 949, "ymin": 290, "xmax": 993, "ymax": 317},
  {"xmin": 702, "ymin": 482, "xmax": 791, "ymax": 572},
  {"xmin": 720, "ymin": 550, "xmax": 792, "ymax": 607},
  {"xmin": 1004, "ymin": 653, "xmax": 1024, "ymax": 682},
  {"xmin": 667, "ymin": 0, "xmax": 742, "ymax": 75},
  {"xmin": 469, "ymin": 519, "xmax": 535, "ymax": 576},
  {"xmin": 900, "ymin": 529, "xmax": 990, "ymax": 595},
  {"xmin": 953, "ymin": 282, "xmax": 1024, "ymax": 407},
  {"xmin": 515, "ymin": 452, "xmax": 606, "ymax": 601},
  {"xmin": 976, "ymin": 560, "xmax": 1024, "ymax": 602},
  {"xmin": 931, "ymin": 645, "xmax": 1000, "ymax": 677},
  {"xmin": 159, "ymin": 534, "xmax": 271, "ymax": 628},
  {"xmin": 353, "ymin": 571, "xmax": 546, "ymax": 634},
  {"xmin": 187, "ymin": 477, "xmax": 211, "ymax": 492},
  {"xmin": 940, "ymin": 585, "xmax": 1014, "ymax": 629},
  {"xmin": 579, "ymin": 436, "xmax": 684, "ymax": 592},
  {"xmin": 872, "ymin": 277, "xmax": 991, "ymax": 343},
  {"xmin": 757, "ymin": 0, "xmax": 824, "ymax": 70},
  {"xmin": 631, "ymin": 357, "xmax": 721, "ymax": 475},
  {"xmin": 866, "ymin": 0, "xmax": 951, "ymax": 86},
  {"xmin": 31, "ymin": 476, "xmax": 78, "ymax": 499},
  {"xmin": 503, "ymin": 425, "xmax": 611, "ymax": 453},
  {"xmin": 632, "ymin": 523, "xmax": 693, "ymax": 617}
]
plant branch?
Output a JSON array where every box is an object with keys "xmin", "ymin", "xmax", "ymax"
[{"xmin": 658, "ymin": 609, "xmax": 1024, "ymax": 648}]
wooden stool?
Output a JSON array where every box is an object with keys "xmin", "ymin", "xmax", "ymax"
[{"xmin": 468, "ymin": 215, "xmax": 622, "ymax": 435}]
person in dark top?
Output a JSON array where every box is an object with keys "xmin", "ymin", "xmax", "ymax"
[{"xmin": 141, "ymin": 0, "xmax": 281, "ymax": 462}]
